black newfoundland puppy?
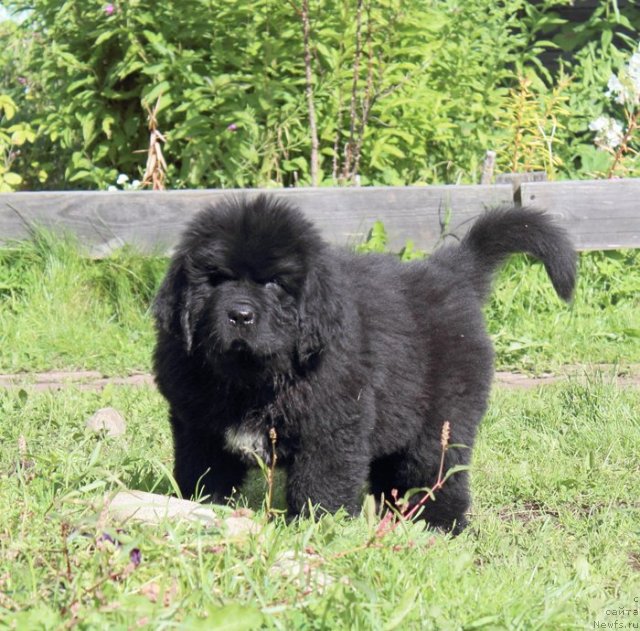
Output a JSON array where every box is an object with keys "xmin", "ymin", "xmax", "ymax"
[{"xmin": 153, "ymin": 195, "xmax": 576, "ymax": 533}]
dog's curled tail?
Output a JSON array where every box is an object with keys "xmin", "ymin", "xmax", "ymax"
[{"xmin": 459, "ymin": 206, "xmax": 577, "ymax": 302}]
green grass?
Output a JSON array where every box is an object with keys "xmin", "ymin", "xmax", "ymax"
[
  {"xmin": 487, "ymin": 250, "xmax": 640, "ymax": 372},
  {"xmin": 0, "ymin": 234, "xmax": 638, "ymax": 375},
  {"xmin": 0, "ymin": 233, "xmax": 164, "ymax": 374},
  {"xmin": 0, "ymin": 234, "xmax": 639, "ymax": 628},
  {"xmin": 0, "ymin": 380, "xmax": 638, "ymax": 628}
]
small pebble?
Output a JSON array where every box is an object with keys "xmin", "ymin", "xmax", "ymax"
[{"xmin": 85, "ymin": 407, "xmax": 126, "ymax": 437}]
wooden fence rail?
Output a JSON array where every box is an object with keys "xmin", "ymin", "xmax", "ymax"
[{"xmin": 1, "ymin": 179, "xmax": 638, "ymax": 256}]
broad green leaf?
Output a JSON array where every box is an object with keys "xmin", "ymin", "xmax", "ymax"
[
  {"xmin": 0, "ymin": 95, "xmax": 16, "ymax": 120},
  {"xmin": 2, "ymin": 172, "xmax": 22, "ymax": 185}
]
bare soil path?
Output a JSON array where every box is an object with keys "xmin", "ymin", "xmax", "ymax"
[{"xmin": 0, "ymin": 366, "xmax": 638, "ymax": 391}]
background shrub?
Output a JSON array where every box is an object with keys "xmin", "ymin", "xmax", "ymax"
[{"xmin": 2, "ymin": 0, "xmax": 640, "ymax": 189}]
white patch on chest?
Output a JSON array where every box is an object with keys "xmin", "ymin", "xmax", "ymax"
[{"xmin": 224, "ymin": 426, "xmax": 268, "ymax": 461}]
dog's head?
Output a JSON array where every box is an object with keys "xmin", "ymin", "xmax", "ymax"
[{"xmin": 153, "ymin": 195, "xmax": 342, "ymax": 380}]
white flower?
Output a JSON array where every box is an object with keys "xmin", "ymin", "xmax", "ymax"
[
  {"xmin": 116, "ymin": 173, "xmax": 129, "ymax": 185},
  {"xmin": 107, "ymin": 185, "xmax": 118, "ymax": 191},
  {"xmin": 628, "ymin": 46, "xmax": 640, "ymax": 93},
  {"xmin": 589, "ymin": 115, "xmax": 624, "ymax": 151},
  {"xmin": 131, "ymin": 179, "xmax": 141, "ymax": 189},
  {"xmin": 605, "ymin": 74, "xmax": 627, "ymax": 105},
  {"xmin": 606, "ymin": 43, "xmax": 640, "ymax": 106},
  {"xmin": 588, "ymin": 116, "xmax": 608, "ymax": 132}
]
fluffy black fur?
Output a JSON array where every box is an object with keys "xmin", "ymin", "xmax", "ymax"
[{"xmin": 153, "ymin": 195, "xmax": 576, "ymax": 533}]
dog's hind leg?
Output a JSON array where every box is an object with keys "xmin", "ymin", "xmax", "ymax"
[
  {"xmin": 370, "ymin": 377, "xmax": 488, "ymax": 536},
  {"xmin": 402, "ymin": 449, "xmax": 472, "ymax": 535},
  {"xmin": 370, "ymin": 444, "xmax": 471, "ymax": 535}
]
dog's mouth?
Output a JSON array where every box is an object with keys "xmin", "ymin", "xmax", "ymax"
[
  {"xmin": 203, "ymin": 322, "xmax": 295, "ymax": 380},
  {"xmin": 229, "ymin": 338, "xmax": 251, "ymax": 353},
  {"xmin": 219, "ymin": 337, "xmax": 271, "ymax": 372}
]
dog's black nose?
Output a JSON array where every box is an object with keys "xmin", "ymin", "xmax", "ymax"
[{"xmin": 228, "ymin": 305, "xmax": 256, "ymax": 326}]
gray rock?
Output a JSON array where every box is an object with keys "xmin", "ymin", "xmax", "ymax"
[
  {"xmin": 85, "ymin": 407, "xmax": 126, "ymax": 437},
  {"xmin": 108, "ymin": 490, "xmax": 218, "ymax": 526},
  {"xmin": 107, "ymin": 490, "xmax": 260, "ymax": 536},
  {"xmin": 224, "ymin": 515, "xmax": 261, "ymax": 537}
]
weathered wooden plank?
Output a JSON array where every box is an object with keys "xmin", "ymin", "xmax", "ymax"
[
  {"xmin": 2, "ymin": 180, "xmax": 638, "ymax": 254},
  {"xmin": 520, "ymin": 179, "xmax": 640, "ymax": 250},
  {"xmin": 0, "ymin": 186, "xmax": 513, "ymax": 255}
]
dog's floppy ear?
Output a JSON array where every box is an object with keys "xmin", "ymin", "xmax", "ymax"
[
  {"xmin": 153, "ymin": 258, "xmax": 195, "ymax": 353},
  {"xmin": 296, "ymin": 261, "xmax": 343, "ymax": 366}
]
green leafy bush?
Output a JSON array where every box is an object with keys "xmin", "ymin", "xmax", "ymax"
[
  {"xmin": 553, "ymin": 2, "xmax": 640, "ymax": 176},
  {"xmin": 2, "ymin": 0, "xmax": 640, "ymax": 189}
]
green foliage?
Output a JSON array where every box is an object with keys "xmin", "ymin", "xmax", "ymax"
[
  {"xmin": 3, "ymin": 0, "xmax": 640, "ymax": 189},
  {"xmin": 398, "ymin": 239, "xmax": 426, "ymax": 262},
  {"xmin": 355, "ymin": 220, "xmax": 388, "ymax": 254},
  {"xmin": 495, "ymin": 74, "xmax": 572, "ymax": 177},
  {"xmin": 5, "ymin": 0, "xmax": 318, "ymax": 188},
  {"xmin": 0, "ymin": 19, "xmax": 49, "ymax": 189},
  {"xmin": 356, "ymin": 220, "xmax": 427, "ymax": 260},
  {"xmin": 0, "ymin": 93, "xmax": 37, "ymax": 191},
  {"xmin": 554, "ymin": 2, "xmax": 640, "ymax": 177},
  {"xmin": 584, "ymin": 43, "xmax": 640, "ymax": 178}
]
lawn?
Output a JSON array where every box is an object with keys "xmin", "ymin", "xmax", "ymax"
[{"xmin": 0, "ymin": 235, "xmax": 639, "ymax": 629}]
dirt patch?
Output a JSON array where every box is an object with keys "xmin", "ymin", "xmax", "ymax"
[
  {"xmin": 497, "ymin": 501, "xmax": 560, "ymax": 525},
  {"xmin": 497, "ymin": 499, "xmax": 640, "ymax": 524},
  {"xmin": 494, "ymin": 368, "xmax": 640, "ymax": 389},
  {"xmin": 0, "ymin": 370, "xmax": 155, "ymax": 391},
  {"xmin": 0, "ymin": 366, "xmax": 638, "ymax": 392}
]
